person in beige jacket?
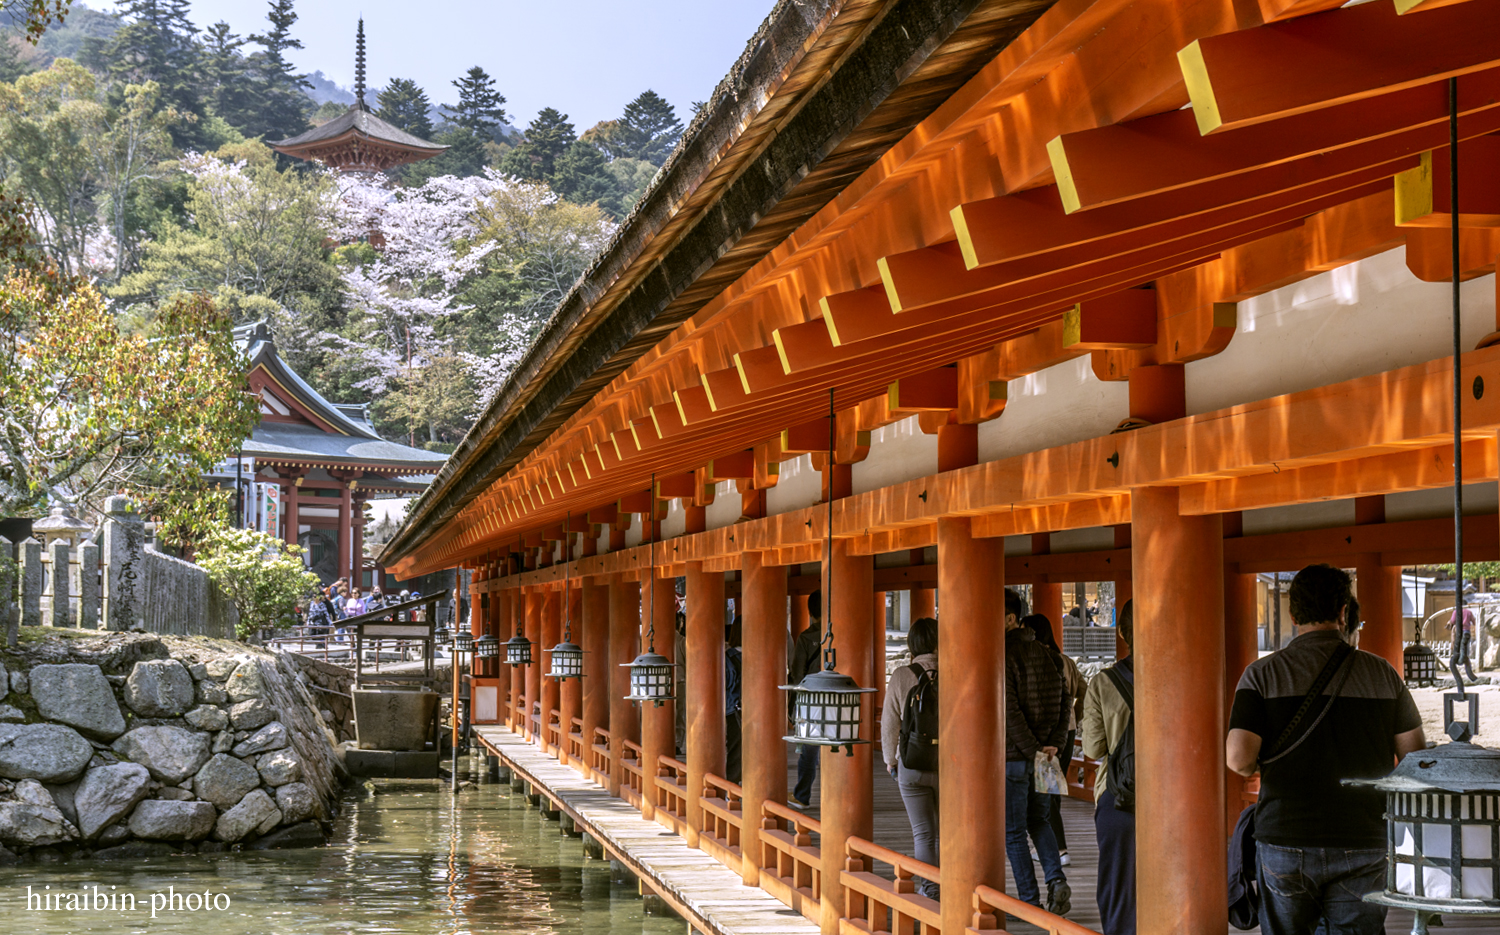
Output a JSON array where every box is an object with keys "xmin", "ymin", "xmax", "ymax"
[
  {"xmin": 1080, "ymin": 600, "xmax": 1136, "ymax": 935},
  {"xmin": 881, "ymin": 616, "xmax": 938, "ymax": 899}
]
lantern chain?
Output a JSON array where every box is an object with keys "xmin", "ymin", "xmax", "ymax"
[
  {"xmin": 646, "ymin": 473, "xmax": 657, "ymax": 654},
  {"xmin": 822, "ymin": 387, "xmax": 837, "ymax": 674}
]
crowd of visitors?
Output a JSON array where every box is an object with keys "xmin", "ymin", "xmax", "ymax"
[
  {"xmin": 300, "ymin": 578, "xmax": 422, "ymax": 635},
  {"xmin": 864, "ymin": 564, "xmax": 1427, "ymax": 935}
]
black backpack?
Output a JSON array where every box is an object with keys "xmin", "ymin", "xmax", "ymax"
[
  {"xmin": 898, "ymin": 663, "xmax": 939, "ymax": 772},
  {"xmin": 1101, "ymin": 664, "xmax": 1136, "ymax": 812}
]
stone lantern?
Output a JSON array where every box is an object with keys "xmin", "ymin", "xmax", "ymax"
[{"xmin": 31, "ymin": 500, "xmax": 91, "ymax": 550}]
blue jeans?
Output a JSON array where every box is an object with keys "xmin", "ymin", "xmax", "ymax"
[
  {"xmin": 793, "ymin": 743, "xmax": 818, "ymax": 805},
  {"xmin": 1257, "ymin": 843, "xmax": 1387, "ymax": 935},
  {"xmin": 1005, "ymin": 759, "xmax": 1065, "ymax": 906}
]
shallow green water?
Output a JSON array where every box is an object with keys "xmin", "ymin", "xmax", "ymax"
[{"xmin": 1, "ymin": 766, "xmax": 688, "ymax": 935}]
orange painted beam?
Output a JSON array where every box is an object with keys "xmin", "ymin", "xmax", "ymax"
[
  {"xmin": 1180, "ymin": 0, "xmax": 1500, "ymax": 134},
  {"xmin": 1051, "ymin": 68, "xmax": 1500, "ymax": 211},
  {"xmin": 1178, "ymin": 438, "xmax": 1496, "ymax": 514},
  {"xmin": 781, "ymin": 417, "xmax": 832, "ymax": 456},
  {"xmin": 1255, "ymin": 0, "xmax": 1344, "ymax": 24},
  {"xmin": 888, "ymin": 367, "xmax": 958, "ymax": 411},
  {"xmin": 956, "ymin": 349, "xmax": 1008, "ymax": 425},
  {"xmin": 706, "ymin": 450, "xmax": 755, "ymax": 481},
  {"xmin": 1395, "ymin": 140, "xmax": 1500, "ymax": 228},
  {"xmin": 673, "ymin": 384, "xmax": 716, "ymax": 426},
  {"xmin": 654, "ymin": 472, "xmax": 697, "ymax": 499},
  {"xmin": 1404, "ymin": 227, "xmax": 1500, "ymax": 282},
  {"xmin": 1065, "ymin": 290, "xmax": 1157, "ymax": 350}
]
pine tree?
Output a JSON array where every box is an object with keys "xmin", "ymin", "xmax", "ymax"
[
  {"xmin": 200, "ymin": 21, "xmax": 253, "ymax": 130},
  {"xmin": 552, "ymin": 140, "xmax": 625, "ymax": 218},
  {"xmin": 499, "ymin": 107, "xmax": 575, "ymax": 181},
  {"xmin": 403, "ymin": 125, "xmax": 487, "ymax": 185},
  {"xmin": 244, "ymin": 0, "xmax": 311, "ymax": 141},
  {"xmin": 376, "ymin": 78, "xmax": 433, "ymax": 139},
  {"xmin": 85, "ymin": 0, "xmax": 207, "ymax": 149},
  {"xmin": 450, "ymin": 65, "xmax": 505, "ymax": 136},
  {"xmin": 607, "ymin": 90, "xmax": 683, "ymax": 166}
]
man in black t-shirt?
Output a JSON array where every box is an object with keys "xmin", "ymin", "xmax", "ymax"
[{"xmin": 1226, "ymin": 564, "xmax": 1425, "ymax": 935}]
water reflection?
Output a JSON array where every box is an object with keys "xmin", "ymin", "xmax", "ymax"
[{"xmin": 2, "ymin": 770, "xmax": 686, "ymax": 935}]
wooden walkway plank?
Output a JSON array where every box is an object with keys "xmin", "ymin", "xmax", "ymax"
[{"xmin": 477, "ymin": 727, "xmax": 819, "ymax": 935}]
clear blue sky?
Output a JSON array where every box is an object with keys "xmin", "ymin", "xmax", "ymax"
[{"xmin": 88, "ymin": 0, "xmax": 776, "ymax": 130}]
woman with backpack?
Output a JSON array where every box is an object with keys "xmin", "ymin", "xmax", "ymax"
[
  {"xmin": 1081, "ymin": 599, "xmax": 1137, "ymax": 935},
  {"xmin": 880, "ymin": 616, "xmax": 939, "ymax": 899}
]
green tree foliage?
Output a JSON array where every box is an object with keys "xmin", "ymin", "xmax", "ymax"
[
  {"xmin": 499, "ymin": 107, "xmax": 575, "ymax": 181},
  {"xmin": 82, "ymin": 0, "xmax": 204, "ymax": 150},
  {"xmin": 0, "ymin": 269, "xmax": 259, "ymax": 525},
  {"xmin": 376, "ymin": 76, "xmax": 432, "ymax": 139},
  {"xmin": 113, "ymin": 141, "xmax": 341, "ymax": 324},
  {"xmin": 242, "ymin": 0, "xmax": 310, "ymax": 141},
  {"xmin": 0, "ymin": 34, "xmax": 32, "ymax": 82},
  {"xmin": 551, "ymin": 139, "xmax": 625, "ymax": 217},
  {"xmin": 199, "ymin": 21, "xmax": 253, "ymax": 130},
  {"xmin": 198, "ymin": 525, "xmax": 320, "ymax": 638},
  {"xmin": 450, "ymin": 65, "xmax": 504, "ymax": 136},
  {"xmin": 403, "ymin": 124, "xmax": 487, "ymax": 186},
  {"xmin": 3, "ymin": 0, "xmax": 72, "ymax": 44},
  {"xmin": 602, "ymin": 90, "xmax": 682, "ymax": 166}
]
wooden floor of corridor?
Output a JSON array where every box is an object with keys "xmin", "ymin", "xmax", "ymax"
[{"xmin": 474, "ymin": 727, "xmax": 1489, "ymax": 935}]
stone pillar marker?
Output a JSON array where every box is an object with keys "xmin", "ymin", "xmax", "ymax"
[
  {"xmin": 0, "ymin": 535, "xmax": 15, "ymax": 648},
  {"xmin": 48, "ymin": 539, "xmax": 69, "ymax": 628},
  {"xmin": 102, "ymin": 495, "xmax": 144, "ymax": 632},
  {"xmin": 78, "ymin": 541, "xmax": 99, "ymax": 630},
  {"xmin": 20, "ymin": 537, "xmax": 42, "ymax": 630}
]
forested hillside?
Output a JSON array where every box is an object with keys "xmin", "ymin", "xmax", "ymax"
[{"xmin": 0, "ymin": 0, "xmax": 688, "ymax": 451}]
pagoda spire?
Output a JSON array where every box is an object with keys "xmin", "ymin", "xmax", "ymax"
[{"xmin": 354, "ymin": 18, "xmax": 367, "ymax": 111}]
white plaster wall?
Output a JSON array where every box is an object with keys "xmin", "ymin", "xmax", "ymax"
[
  {"xmin": 766, "ymin": 454, "xmax": 822, "ymax": 517},
  {"xmin": 706, "ymin": 481, "xmax": 740, "ymax": 531},
  {"xmin": 1049, "ymin": 526, "xmax": 1116, "ymax": 553},
  {"xmin": 659, "ymin": 497, "xmax": 687, "ymax": 540},
  {"xmin": 978, "ymin": 356, "xmax": 1130, "ymax": 464},
  {"xmin": 1242, "ymin": 499, "xmax": 1356, "ymax": 536},
  {"xmin": 852, "ymin": 415, "xmax": 938, "ymax": 494},
  {"xmin": 1385, "ymin": 483, "xmax": 1498, "ymax": 523},
  {"xmin": 1186, "ymin": 247, "xmax": 1497, "ymax": 415},
  {"xmin": 623, "ymin": 512, "xmax": 643, "ymax": 548}
]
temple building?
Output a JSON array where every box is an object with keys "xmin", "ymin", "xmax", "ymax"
[
  {"xmin": 380, "ymin": 1, "xmax": 1500, "ymax": 934},
  {"xmin": 236, "ymin": 321, "xmax": 447, "ymax": 586},
  {"xmin": 270, "ymin": 20, "xmax": 446, "ymax": 174}
]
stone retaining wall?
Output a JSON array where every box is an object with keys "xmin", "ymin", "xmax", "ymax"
[{"xmin": 0, "ymin": 631, "xmax": 345, "ymax": 864}]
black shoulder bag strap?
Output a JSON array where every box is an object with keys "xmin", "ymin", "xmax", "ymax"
[
  {"xmin": 1261, "ymin": 641, "xmax": 1354, "ymax": 765},
  {"xmin": 1102, "ymin": 664, "xmax": 1134, "ymax": 714}
]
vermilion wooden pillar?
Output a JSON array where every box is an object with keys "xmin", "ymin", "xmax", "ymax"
[
  {"xmin": 1030, "ymin": 533, "xmax": 1064, "ymax": 644},
  {"xmin": 910, "ymin": 545, "xmax": 934, "ymax": 621},
  {"xmin": 560, "ymin": 585, "xmax": 583, "ymax": 770},
  {"xmin": 740, "ymin": 550, "xmax": 788, "ymax": 886},
  {"xmin": 1133, "ymin": 485, "xmax": 1227, "ymax": 935},
  {"xmin": 1223, "ymin": 569, "xmax": 1259, "ymax": 835},
  {"xmin": 819, "ymin": 538, "xmax": 874, "ymax": 935},
  {"xmin": 640, "ymin": 575, "xmax": 677, "ymax": 822},
  {"xmin": 525, "ymin": 587, "xmax": 542, "ymax": 742},
  {"xmin": 508, "ymin": 590, "xmax": 524, "ymax": 732},
  {"xmin": 937, "ymin": 516, "xmax": 1006, "ymax": 935},
  {"xmin": 792, "ymin": 594, "xmax": 810, "ymax": 638},
  {"xmin": 581, "ymin": 578, "xmax": 610, "ymax": 772},
  {"xmin": 608, "ymin": 576, "xmax": 640, "ymax": 797},
  {"xmin": 540, "ymin": 588, "xmax": 560, "ymax": 753},
  {"xmin": 1355, "ymin": 495, "xmax": 1402, "ymax": 669},
  {"xmin": 1114, "ymin": 524, "xmax": 1133, "ymax": 658},
  {"xmin": 685, "ymin": 561, "xmax": 726, "ymax": 847},
  {"xmin": 872, "ymin": 591, "xmax": 887, "ymax": 754}
]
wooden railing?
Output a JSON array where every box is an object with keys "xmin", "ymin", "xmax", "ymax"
[
  {"xmin": 621, "ymin": 739, "xmax": 644, "ymax": 806},
  {"xmin": 590, "ymin": 726, "xmax": 612, "ymax": 785},
  {"xmin": 759, "ymin": 799, "xmax": 822, "ymax": 923},
  {"xmin": 1067, "ymin": 738, "xmax": 1101, "ymax": 802},
  {"xmin": 842, "ymin": 835, "xmax": 940, "ymax": 935},
  {"xmin": 1241, "ymin": 775, "xmax": 1261, "ymax": 808},
  {"xmin": 545, "ymin": 707, "xmax": 563, "ymax": 754},
  {"xmin": 528, "ymin": 701, "xmax": 542, "ymax": 739},
  {"xmin": 655, "ymin": 756, "xmax": 689, "ymax": 833},
  {"xmin": 698, "ymin": 773, "xmax": 743, "ymax": 874},
  {"xmin": 568, "ymin": 716, "xmax": 586, "ymax": 766},
  {"xmin": 972, "ymin": 883, "xmax": 1101, "ymax": 935}
]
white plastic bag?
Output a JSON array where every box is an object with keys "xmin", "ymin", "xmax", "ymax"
[{"xmin": 1034, "ymin": 751, "xmax": 1066, "ymax": 795}]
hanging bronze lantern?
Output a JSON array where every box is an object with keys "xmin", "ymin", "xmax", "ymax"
[
  {"xmin": 548, "ymin": 518, "xmax": 586, "ymax": 681},
  {"xmin": 782, "ymin": 388, "xmax": 875, "ymax": 755},
  {"xmin": 623, "ymin": 479, "xmax": 675, "ymax": 705}
]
